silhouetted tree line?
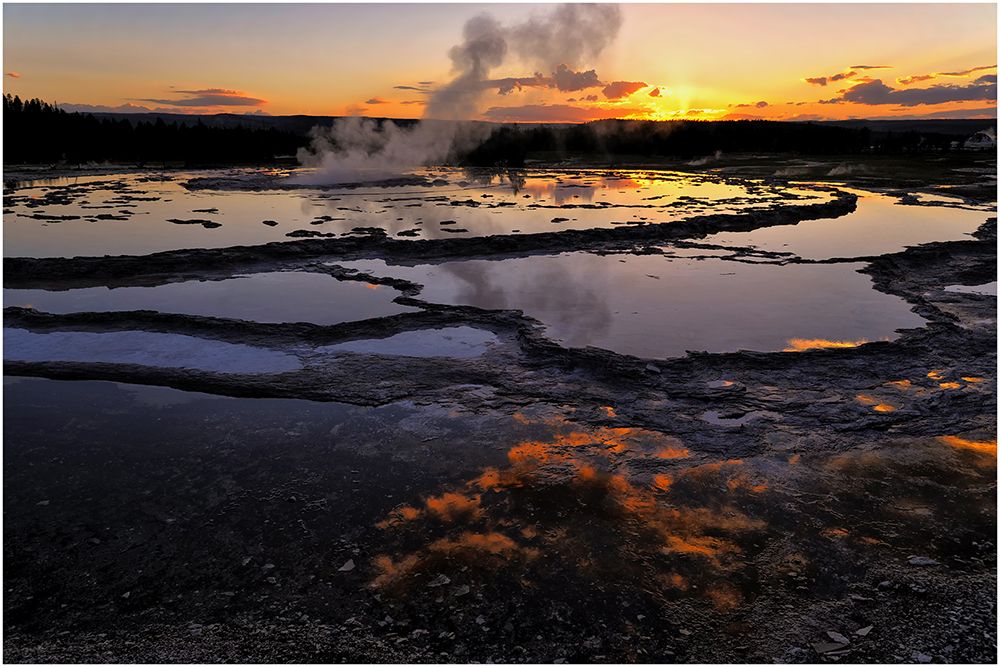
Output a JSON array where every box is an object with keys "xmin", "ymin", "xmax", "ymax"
[
  {"xmin": 458, "ymin": 118, "xmax": 982, "ymax": 167},
  {"xmin": 5, "ymin": 95, "xmax": 981, "ymax": 168},
  {"xmin": 4, "ymin": 94, "xmax": 308, "ymax": 166}
]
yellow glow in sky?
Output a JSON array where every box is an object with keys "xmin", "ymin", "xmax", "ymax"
[{"xmin": 4, "ymin": 3, "xmax": 996, "ymax": 122}]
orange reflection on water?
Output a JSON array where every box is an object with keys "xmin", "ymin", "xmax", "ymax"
[
  {"xmin": 939, "ymin": 435, "xmax": 997, "ymax": 456},
  {"xmin": 939, "ymin": 382, "xmax": 962, "ymax": 389},
  {"xmin": 927, "ymin": 370, "xmax": 946, "ymax": 380},
  {"xmin": 655, "ymin": 444, "xmax": 691, "ymax": 459},
  {"xmin": 962, "ymin": 377, "xmax": 984, "ymax": 383},
  {"xmin": 600, "ymin": 176, "xmax": 646, "ymax": 190},
  {"xmin": 856, "ymin": 395, "xmax": 897, "ymax": 411},
  {"xmin": 425, "ymin": 492, "xmax": 482, "ymax": 522},
  {"xmin": 372, "ymin": 414, "xmax": 770, "ymax": 610},
  {"xmin": 784, "ymin": 338, "xmax": 866, "ymax": 351}
]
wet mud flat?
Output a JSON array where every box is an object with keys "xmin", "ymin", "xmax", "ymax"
[{"xmin": 3, "ymin": 168, "xmax": 997, "ymax": 663}]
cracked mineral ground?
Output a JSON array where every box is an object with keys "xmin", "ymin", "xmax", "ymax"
[{"xmin": 3, "ymin": 160, "xmax": 996, "ymax": 663}]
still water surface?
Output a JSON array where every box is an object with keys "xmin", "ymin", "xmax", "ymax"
[{"xmin": 339, "ymin": 253, "xmax": 927, "ymax": 358}]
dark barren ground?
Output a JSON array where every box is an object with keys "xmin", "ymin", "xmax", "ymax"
[{"xmin": 3, "ymin": 154, "xmax": 996, "ymax": 664}]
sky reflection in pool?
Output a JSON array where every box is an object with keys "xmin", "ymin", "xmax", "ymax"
[
  {"xmin": 4, "ymin": 329, "xmax": 301, "ymax": 373},
  {"xmin": 944, "ymin": 282, "xmax": 997, "ymax": 296},
  {"xmin": 317, "ymin": 326, "xmax": 498, "ymax": 358},
  {"xmin": 707, "ymin": 189, "xmax": 990, "ymax": 260},
  {"xmin": 339, "ymin": 254, "xmax": 927, "ymax": 359},
  {"xmin": 4, "ymin": 272, "xmax": 419, "ymax": 324}
]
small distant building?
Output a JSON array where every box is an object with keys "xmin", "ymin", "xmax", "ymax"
[{"xmin": 964, "ymin": 128, "xmax": 996, "ymax": 150}]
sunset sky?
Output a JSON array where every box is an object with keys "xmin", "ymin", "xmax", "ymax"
[{"xmin": 4, "ymin": 3, "xmax": 996, "ymax": 123}]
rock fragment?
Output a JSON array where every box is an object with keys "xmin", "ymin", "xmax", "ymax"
[
  {"xmin": 427, "ymin": 574, "xmax": 451, "ymax": 588},
  {"xmin": 827, "ymin": 631, "xmax": 850, "ymax": 644}
]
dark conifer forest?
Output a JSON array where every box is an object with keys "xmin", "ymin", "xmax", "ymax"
[
  {"xmin": 3, "ymin": 95, "xmax": 308, "ymax": 166},
  {"xmin": 3, "ymin": 94, "xmax": 991, "ymax": 167}
]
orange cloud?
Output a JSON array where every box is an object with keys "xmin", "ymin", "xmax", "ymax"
[
  {"xmin": 897, "ymin": 74, "xmax": 937, "ymax": 85},
  {"xmin": 805, "ymin": 65, "xmax": 892, "ymax": 87},
  {"xmin": 897, "ymin": 65, "xmax": 997, "ymax": 86},
  {"xmin": 6, "ymin": 72, "xmax": 19, "ymax": 78}
]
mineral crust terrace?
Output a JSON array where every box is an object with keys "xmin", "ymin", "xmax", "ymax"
[{"xmin": 3, "ymin": 196, "xmax": 995, "ymax": 461}]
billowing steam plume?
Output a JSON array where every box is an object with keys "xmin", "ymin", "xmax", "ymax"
[{"xmin": 293, "ymin": 4, "xmax": 622, "ymax": 184}]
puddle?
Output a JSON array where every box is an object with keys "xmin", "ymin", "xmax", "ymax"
[
  {"xmin": 944, "ymin": 282, "xmax": 997, "ymax": 296},
  {"xmin": 317, "ymin": 326, "xmax": 499, "ymax": 358},
  {"xmin": 339, "ymin": 254, "xmax": 926, "ymax": 358},
  {"xmin": 3, "ymin": 328, "xmax": 301, "ymax": 373},
  {"xmin": 4, "ymin": 168, "xmax": 829, "ymax": 258},
  {"xmin": 706, "ymin": 188, "xmax": 989, "ymax": 259},
  {"xmin": 4, "ymin": 272, "xmax": 419, "ymax": 324}
]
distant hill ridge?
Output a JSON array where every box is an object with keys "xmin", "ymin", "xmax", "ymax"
[
  {"xmin": 5, "ymin": 95, "xmax": 996, "ymax": 166},
  {"xmin": 83, "ymin": 112, "xmax": 994, "ymax": 138}
]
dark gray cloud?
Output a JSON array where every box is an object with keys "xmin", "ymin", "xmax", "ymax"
[
  {"xmin": 140, "ymin": 94, "xmax": 265, "ymax": 107},
  {"xmin": 940, "ymin": 65, "xmax": 996, "ymax": 77},
  {"xmin": 437, "ymin": 63, "xmax": 605, "ymax": 98},
  {"xmin": 821, "ymin": 78, "xmax": 997, "ymax": 106},
  {"xmin": 394, "ymin": 85, "xmax": 433, "ymax": 93},
  {"xmin": 850, "ymin": 65, "xmax": 891, "ymax": 70},
  {"xmin": 365, "ymin": 98, "xmax": 389, "ymax": 105},
  {"xmin": 550, "ymin": 63, "xmax": 601, "ymax": 92},
  {"xmin": 602, "ymin": 80, "xmax": 647, "ymax": 100},
  {"xmin": 141, "ymin": 88, "xmax": 266, "ymax": 107},
  {"xmin": 493, "ymin": 74, "xmax": 548, "ymax": 95}
]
